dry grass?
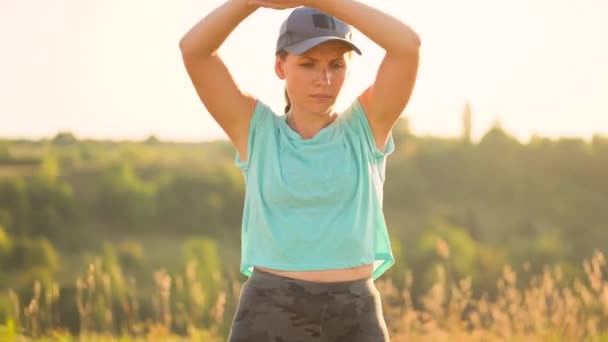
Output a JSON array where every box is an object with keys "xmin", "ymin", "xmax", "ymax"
[
  {"xmin": 377, "ymin": 246, "xmax": 608, "ymax": 342},
  {"xmin": 3, "ymin": 244, "xmax": 608, "ymax": 341}
]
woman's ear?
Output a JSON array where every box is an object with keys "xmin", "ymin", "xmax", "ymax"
[{"xmin": 275, "ymin": 56, "xmax": 286, "ymax": 80}]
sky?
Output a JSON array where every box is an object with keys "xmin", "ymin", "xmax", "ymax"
[{"xmin": 1, "ymin": 0, "xmax": 607, "ymax": 143}]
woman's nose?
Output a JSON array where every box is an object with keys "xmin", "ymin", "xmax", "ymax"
[{"xmin": 316, "ymin": 67, "xmax": 332, "ymax": 85}]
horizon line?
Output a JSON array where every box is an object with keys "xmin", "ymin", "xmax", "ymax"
[{"xmin": 1, "ymin": 127, "xmax": 607, "ymax": 145}]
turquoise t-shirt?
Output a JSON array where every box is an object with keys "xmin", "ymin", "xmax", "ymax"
[{"xmin": 235, "ymin": 97, "xmax": 395, "ymax": 280}]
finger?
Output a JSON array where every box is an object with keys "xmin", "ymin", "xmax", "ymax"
[
  {"xmin": 249, "ymin": 0, "xmax": 300, "ymax": 9},
  {"xmin": 266, "ymin": 0, "xmax": 302, "ymax": 5},
  {"xmin": 252, "ymin": 0, "xmax": 299, "ymax": 4},
  {"xmin": 249, "ymin": 0, "xmax": 276, "ymax": 7}
]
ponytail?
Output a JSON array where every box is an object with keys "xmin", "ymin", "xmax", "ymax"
[
  {"xmin": 284, "ymin": 88, "xmax": 291, "ymax": 113},
  {"xmin": 277, "ymin": 50, "xmax": 291, "ymax": 113}
]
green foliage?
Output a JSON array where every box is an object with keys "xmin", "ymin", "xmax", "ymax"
[
  {"xmin": 0, "ymin": 237, "xmax": 60, "ymax": 290},
  {"xmin": 27, "ymin": 177, "xmax": 75, "ymax": 238},
  {"xmin": 174, "ymin": 237, "xmax": 228, "ymax": 330},
  {"xmin": 155, "ymin": 169, "xmax": 243, "ymax": 234},
  {"xmin": 0, "ymin": 225, "xmax": 10, "ymax": 255},
  {"xmin": 95, "ymin": 163, "xmax": 156, "ymax": 228},
  {"xmin": 100, "ymin": 242, "xmax": 129, "ymax": 300},
  {"xmin": 4, "ymin": 237, "xmax": 58, "ymax": 272},
  {"xmin": 0, "ymin": 319, "xmax": 16, "ymax": 341},
  {"xmin": 0, "ymin": 227, "xmax": 10, "ymax": 296},
  {"xmin": 1, "ymin": 128, "xmax": 608, "ymax": 334},
  {"xmin": 0, "ymin": 142, "xmax": 9, "ymax": 162},
  {"xmin": 116, "ymin": 240, "xmax": 145, "ymax": 271},
  {"xmin": 52, "ymin": 131, "xmax": 78, "ymax": 146},
  {"xmin": 0, "ymin": 168, "xmax": 75, "ymax": 239},
  {"xmin": 0, "ymin": 179, "xmax": 29, "ymax": 235},
  {"xmin": 408, "ymin": 219, "xmax": 477, "ymax": 295},
  {"xmin": 38, "ymin": 155, "xmax": 60, "ymax": 183},
  {"xmin": 144, "ymin": 135, "xmax": 161, "ymax": 145},
  {"xmin": 386, "ymin": 238, "xmax": 408, "ymax": 290}
]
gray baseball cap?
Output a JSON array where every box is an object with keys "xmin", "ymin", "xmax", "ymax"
[{"xmin": 276, "ymin": 7, "xmax": 362, "ymax": 56}]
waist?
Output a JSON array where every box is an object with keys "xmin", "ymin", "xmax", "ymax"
[
  {"xmin": 250, "ymin": 266, "xmax": 377, "ymax": 296},
  {"xmin": 254, "ymin": 263, "xmax": 373, "ymax": 283}
]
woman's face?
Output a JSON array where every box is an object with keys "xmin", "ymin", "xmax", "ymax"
[{"xmin": 276, "ymin": 41, "xmax": 352, "ymax": 115}]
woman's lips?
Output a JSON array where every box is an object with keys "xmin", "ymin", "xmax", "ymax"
[{"xmin": 310, "ymin": 94, "xmax": 334, "ymax": 101}]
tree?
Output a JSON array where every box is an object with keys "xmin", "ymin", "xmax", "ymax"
[
  {"xmin": 478, "ymin": 121, "xmax": 521, "ymax": 151},
  {"xmin": 144, "ymin": 135, "xmax": 161, "ymax": 145},
  {"xmin": 0, "ymin": 179, "xmax": 30, "ymax": 236},
  {"xmin": 26, "ymin": 172, "xmax": 75, "ymax": 238},
  {"xmin": 0, "ymin": 142, "xmax": 9, "ymax": 162},
  {"xmin": 2, "ymin": 237, "xmax": 60, "ymax": 288},
  {"xmin": 38, "ymin": 155, "xmax": 60, "ymax": 183},
  {"xmin": 52, "ymin": 131, "xmax": 78, "ymax": 145},
  {"xmin": 95, "ymin": 163, "xmax": 156, "ymax": 228},
  {"xmin": 408, "ymin": 219, "xmax": 477, "ymax": 298},
  {"xmin": 0, "ymin": 225, "xmax": 11, "ymax": 259},
  {"xmin": 461, "ymin": 102, "xmax": 473, "ymax": 144}
]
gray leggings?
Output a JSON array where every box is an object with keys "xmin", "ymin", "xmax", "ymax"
[{"xmin": 228, "ymin": 267, "xmax": 390, "ymax": 341}]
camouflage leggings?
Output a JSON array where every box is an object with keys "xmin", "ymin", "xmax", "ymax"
[{"xmin": 228, "ymin": 267, "xmax": 390, "ymax": 341}]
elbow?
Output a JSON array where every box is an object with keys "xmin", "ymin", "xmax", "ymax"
[
  {"xmin": 179, "ymin": 37, "xmax": 217, "ymax": 59},
  {"xmin": 178, "ymin": 36, "xmax": 188, "ymax": 55},
  {"xmin": 179, "ymin": 36, "xmax": 193, "ymax": 55},
  {"xmin": 410, "ymin": 32, "xmax": 422, "ymax": 50},
  {"xmin": 178, "ymin": 35, "xmax": 200, "ymax": 57},
  {"xmin": 393, "ymin": 31, "xmax": 421, "ymax": 57},
  {"xmin": 404, "ymin": 30, "xmax": 421, "ymax": 54},
  {"xmin": 179, "ymin": 42, "xmax": 202, "ymax": 60}
]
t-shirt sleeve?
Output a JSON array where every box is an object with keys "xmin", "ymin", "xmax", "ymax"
[
  {"xmin": 343, "ymin": 97, "xmax": 396, "ymax": 160},
  {"xmin": 235, "ymin": 99, "xmax": 272, "ymax": 171}
]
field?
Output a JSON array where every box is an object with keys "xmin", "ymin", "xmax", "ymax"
[
  {"xmin": 2, "ymin": 133, "xmax": 608, "ymax": 341},
  {"xmin": 3, "ymin": 248, "xmax": 608, "ymax": 341}
]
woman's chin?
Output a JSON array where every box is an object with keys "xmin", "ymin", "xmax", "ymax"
[{"xmin": 307, "ymin": 102, "xmax": 336, "ymax": 115}]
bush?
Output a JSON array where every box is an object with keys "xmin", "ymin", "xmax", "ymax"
[
  {"xmin": 0, "ymin": 225, "xmax": 11, "ymax": 256},
  {"xmin": 95, "ymin": 163, "xmax": 156, "ymax": 228},
  {"xmin": 2, "ymin": 237, "xmax": 60, "ymax": 289},
  {"xmin": 117, "ymin": 240, "xmax": 145, "ymax": 271}
]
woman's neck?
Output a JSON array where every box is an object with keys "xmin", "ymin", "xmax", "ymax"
[{"xmin": 286, "ymin": 107, "xmax": 337, "ymax": 140}]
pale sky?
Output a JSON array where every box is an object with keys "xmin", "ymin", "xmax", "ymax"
[{"xmin": 1, "ymin": 0, "xmax": 607, "ymax": 143}]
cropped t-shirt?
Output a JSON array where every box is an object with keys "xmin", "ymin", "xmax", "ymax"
[{"xmin": 234, "ymin": 97, "xmax": 395, "ymax": 280}]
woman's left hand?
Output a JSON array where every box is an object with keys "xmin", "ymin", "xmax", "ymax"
[{"xmin": 248, "ymin": 0, "xmax": 306, "ymax": 10}]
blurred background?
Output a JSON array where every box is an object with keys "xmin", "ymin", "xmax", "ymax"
[{"xmin": 1, "ymin": 0, "xmax": 607, "ymax": 340}]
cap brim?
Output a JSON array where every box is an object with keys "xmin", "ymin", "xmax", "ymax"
[{"xmin": 282, "ymin": 36, "xmax": 362, "ymax": 56}]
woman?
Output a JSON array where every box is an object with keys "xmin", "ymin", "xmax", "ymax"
[{"xmin": 179, "ymin": 0, "xmax": 420, "ymax": 340}]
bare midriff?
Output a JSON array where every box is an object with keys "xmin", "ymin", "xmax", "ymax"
[{"xmin": 254, "ymin": 264, "xmax": 374, "ymax": 283}]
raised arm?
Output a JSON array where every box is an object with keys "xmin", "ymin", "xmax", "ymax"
[
  {"xmin": 304, "ymin": 0, "xmax": 421, "ymax": 151},
  {"xmin": 179, "ymin": 0, "xmax": 260, "ymax": 161}
]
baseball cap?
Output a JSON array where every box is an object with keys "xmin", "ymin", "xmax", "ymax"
[{"xmin": 276, "ymin": 7, "xmax": 362, "ymax": 56}]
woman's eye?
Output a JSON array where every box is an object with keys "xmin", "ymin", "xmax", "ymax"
[{"xmin": 332, "ymin": 64, "xmax": 345, "ymax": 69}]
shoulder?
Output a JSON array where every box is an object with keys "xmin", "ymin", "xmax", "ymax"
[
  {"xmin": 253, "ymin": 98, "xmax": 277, "ymax": 119},
  {"xmin": 235, "ymin": 99, "xmax": 280, "ymax": 168},
  {"xmin": 338, "ymin": 97, "xmax": 369, "ymax": 130},
  {"xmin": 249, "ymin": 98, "xmax": 282, "ymax": 131},
  {"xmin": 339, "ymin": 97, "xmax": 396, "ymax": 159}
]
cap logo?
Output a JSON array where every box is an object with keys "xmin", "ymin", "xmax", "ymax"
[{"xmin": 312, "ymin": 14, "xmax": 336, "ymax": 30}]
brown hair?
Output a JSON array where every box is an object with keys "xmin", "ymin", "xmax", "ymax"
[{"xmin": 277, "ymin": 50, "xmax": 291, "ymax": 113}]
